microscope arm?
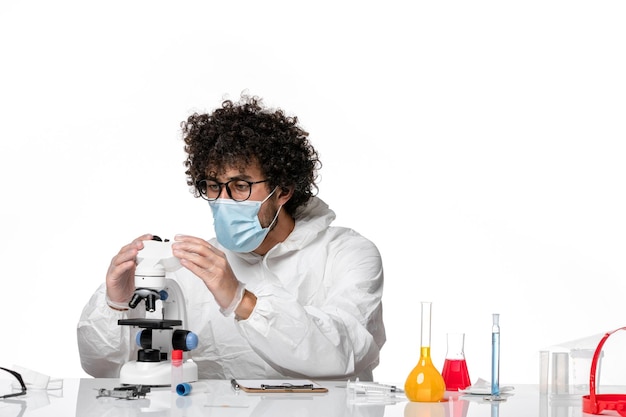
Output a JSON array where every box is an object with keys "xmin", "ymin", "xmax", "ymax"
[{"xmin": 162, "ymin": 277, "xmax": 188, "ymax": 327}]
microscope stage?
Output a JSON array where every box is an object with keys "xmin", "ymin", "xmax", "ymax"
[{"xmin": 118, "ymin": 318, "xmax": 183, "ymax": 329}]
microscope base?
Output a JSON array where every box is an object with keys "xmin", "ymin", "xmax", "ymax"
[{"xmin": 119, "ymin": 360, "xmax": 198, "ymax": 386}]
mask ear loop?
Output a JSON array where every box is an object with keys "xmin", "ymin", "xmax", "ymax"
[
  {"xmin": 259, "ymin": 186, "xmax": 282, "ymax": 231},
  {"xmin": 260, "ymin": 187, "xmax": 279, "ymax": 204},
  {"xmin": 266, "ymin": 204, "xmax": 282, "ymax": 231}
]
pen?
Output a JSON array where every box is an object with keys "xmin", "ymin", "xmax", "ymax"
[
  {"xmin": 230, "ymin": 379, "xmax": 240, "ymax": 391},
  {"xmin": 261, "ymin": 383, "xmax": 314, "ymax": 390}
]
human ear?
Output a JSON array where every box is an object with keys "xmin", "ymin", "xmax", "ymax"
[{"xmin": 277, "ymin": 186, "xmax": 294, "ymax": 204}]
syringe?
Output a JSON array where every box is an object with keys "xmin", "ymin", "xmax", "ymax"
[
  {"xmin": 346, "ymin": 379, "xmax": 403, "ymax": 395},
  {"xmin": 346, "ymin": 379, "xmax": 405, "ymax": 406}
]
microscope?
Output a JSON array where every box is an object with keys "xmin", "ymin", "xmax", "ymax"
[{"xmin": 118, "ymin": 237, "xmax": 199, "ymax": 386}]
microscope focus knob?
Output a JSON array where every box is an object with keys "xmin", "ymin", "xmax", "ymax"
[
  {"xmin": 137, "ymin": 349, "xmax": 161, "ymax": 362},
  {"xmin": 172, "ymin": 330, "xmax": 199, "ymax": 351}
]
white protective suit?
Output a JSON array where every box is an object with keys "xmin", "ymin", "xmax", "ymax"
[{"xmin": 77, "ymin": 197, "xmax": 385, "ymax": 380}]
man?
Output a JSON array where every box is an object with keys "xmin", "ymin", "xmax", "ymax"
[{"xmin": 77, "ymin": 94, "xmax": 386, "ymax": 380}]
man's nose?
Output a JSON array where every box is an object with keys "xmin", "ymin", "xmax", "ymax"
[{"xmin": 219, "ymin": 184, "xmax": 230, "ymax": 199}]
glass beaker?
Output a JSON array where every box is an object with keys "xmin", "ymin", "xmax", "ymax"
[
  {"xmin": 404, "ymin": 301, "xmax": 446, "ymax": 402},
  {"xmin": 571, "ymin": 348, "xmax": 596, "ymax": 395},
  {"xmin": 442, "ymin": 332, "xmax": 471, "ymax": 391}
]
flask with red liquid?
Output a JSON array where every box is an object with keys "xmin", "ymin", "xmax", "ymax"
[{"xmin": 441, "ymin": 332, "xmax": 471, "ymax": 391}]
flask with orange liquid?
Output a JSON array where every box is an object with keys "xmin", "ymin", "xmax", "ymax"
[{"xmin": 404, "ymin": 301, "xmax": 446, "ymax": 402}]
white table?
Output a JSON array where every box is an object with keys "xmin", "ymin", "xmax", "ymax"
[{"xmin": 0, "ymin": 378, "xmax": 593, "ymax": 416}]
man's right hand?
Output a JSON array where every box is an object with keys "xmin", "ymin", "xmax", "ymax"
[{"xmin": 105, "ymin": 233, "xmax": 154, "ymax": 304}]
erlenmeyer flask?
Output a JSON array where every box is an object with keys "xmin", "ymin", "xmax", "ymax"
[
  {"xmin": 404, "ymin": 301, "xmax": 446, "ymax": 402},
  {"xmin": 441, "ymin": 332, "xmax": 471, "ymax": 391}
]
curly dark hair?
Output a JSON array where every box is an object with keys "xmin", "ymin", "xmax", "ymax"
[{"xmin": 181, "ymin": 94, "xmax": 321, "ymax": 216}]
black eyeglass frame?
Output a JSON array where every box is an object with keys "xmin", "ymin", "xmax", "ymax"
[
  {"xmin": 0, "ymin": 367, "xmax": 27, "ymax": 399},
  {"xmin": 196, "ymin": 178, "xmax": 269, "ymax": 202}
]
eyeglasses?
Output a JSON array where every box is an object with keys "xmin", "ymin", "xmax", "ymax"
[
  {"xmin": 196, "ymin": 178, "xmax": 269, "ymax": 202},
  {"xmin": 0, "ymin": 367, "xmax": 27, "ymax": 399}
]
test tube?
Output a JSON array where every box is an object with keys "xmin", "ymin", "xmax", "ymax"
[
  {"xmin": 171, "ymin": 350, "xmax": 183, "ymax": 393},
  {"xmin": 551, "ymin": 352, "xmax": 569, "ymax": 395},
  {"xmin": 539, "ymin": 350, "xmax": 549, "ymax": 395},
  {"xmin": 491, "ymin": 313, "xmax": 500, "ymax": 398},
  {"xmin": 176, "ymin": 381, "xmax": 211, "ymax": 396}
]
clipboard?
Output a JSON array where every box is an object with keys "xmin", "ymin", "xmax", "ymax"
[{"xmin": 231, "ymin": 379, "xmax": 328, "ymax": 393}]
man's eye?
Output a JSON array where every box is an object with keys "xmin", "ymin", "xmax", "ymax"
[{"xmin": 233, "ymin": 182, "xmax": 251, "ymax": 192}]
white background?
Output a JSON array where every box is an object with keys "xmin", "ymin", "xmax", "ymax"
[{"xmin": 1, "ymin": 0, "xmax": 625, "ymax": 386}]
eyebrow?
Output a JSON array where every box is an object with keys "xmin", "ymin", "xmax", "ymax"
[{"xmin": 209, "ymin": 174, "xmax": 254, "ymax": 182}]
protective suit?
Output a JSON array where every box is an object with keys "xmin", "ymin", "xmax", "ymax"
[{"xmin": 77, "ymin": 197, "xmax": 386, "ymax": 380}]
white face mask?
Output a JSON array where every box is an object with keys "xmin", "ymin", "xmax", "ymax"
[{"xmin": 208, "ymin": 188, "xmax": 281, "ymax": 252}]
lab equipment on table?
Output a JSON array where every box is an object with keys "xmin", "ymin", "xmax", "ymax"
[
  {"xmin": 96, "ymin": 385, "xmax": 151, "ymax": 400},
  {"xmin": 230, "ymin": 379, "xmax": 328, "ymax": 393},
  {"xmin": 488, "ymin": 313, "xmax": 504, "ymax": 401},
  {"xmin": 176, "ymin": 381, "xmax": 211, "ymax": 396},
  {"xmin": 491, "ymin": 314, "xmax": 500, "ymax": 396},
  {"xmin": 346, "ymin": 378, "xmax": 402, "ymax": 395},
  {"xmin": 346, "ymin": 379, "xmax": 405, "ymax": 406},
  {"xmin": 460, "ymin": 377, "xmax": 514, "ymax": 396},
  {"xmin": 539, "ymin": 332, "xmax": 606, "ymax": 397},
  {"xmin": 0, "ymin": 367, "xmax": 26, "ymax": 399},
  {"xmin": 117, "ymin": 237, "xmax": 198, "ymax": 387},
  {"xmin": 404, "ymin": 301, "xmax": 446, "ymax": 402},
  {"xmin": 442, "ymin": 332, "xmax": 471, "ymax": 391},
  {"xmin": 171, "ymin": 350, "xmax": 183, "ymax": 392},
  {"xmin": 346, "ymin": 378, "xmax": 407, "ymax": 406},
  {"xmin": 582, "ymin": 326, "xmax": 626, "ymax": 416}
]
